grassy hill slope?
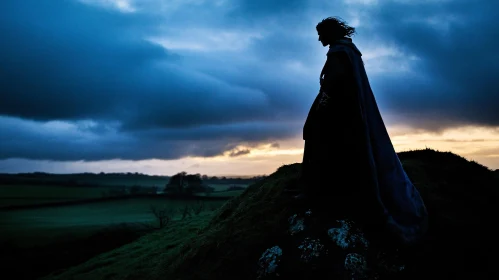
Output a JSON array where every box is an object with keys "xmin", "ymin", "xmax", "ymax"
[{"xmin": 43, "ymin": 148, "xmax": 499, "ymax": 280}]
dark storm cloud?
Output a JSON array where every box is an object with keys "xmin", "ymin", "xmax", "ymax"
[
  {"xmin": 0, "ymin": 0, "xmax": 276, "ymax": 127},
  {"xmin": 0, "ymin": 0, "xmax": 303, "ymax": 161},
  {"xmin": 361, "ymin": 0, "xmax": 499, "ymax": 132},
  {"xmin": 0, "ymin": 0, "xmax": 165, "ymax": 121},
  {"xmin": 226, "ymin": 0, "xmax": 310, "ymax": 21},
  {"xmin": 0, "ymin": 116, "xmax": 299, "ymax": 161},
  {"xmin": 236, "ymin": 0, "xmax": 306, "ymax": 14}
]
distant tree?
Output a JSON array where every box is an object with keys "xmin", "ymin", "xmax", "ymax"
[
  {"xmin": 184, "ymin": 174, "xmax": 203, "ymax": 194},
  {"xmin": 164, "ymin": 172, "xmax": 211, "ymax": 195},
  {"xmin": 201, "ymin": 174, "xmax": 208, "ymax": 180},
  {"xmin": 187, "ymin": 173, "xmax": 202, "ymax": 185},
  {"xmin": 164, "ymin": 171, "xmax": 188, "ymax": 194}
]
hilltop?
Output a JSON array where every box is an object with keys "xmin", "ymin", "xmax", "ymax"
[{"xmin": 43, "ymin": 148, "xmax": 499, "ymax": 279}]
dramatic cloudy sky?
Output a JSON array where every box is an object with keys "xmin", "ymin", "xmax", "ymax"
[{"xmin": 1, "ymin": 0, "xmax": 498, "ymax": 176}]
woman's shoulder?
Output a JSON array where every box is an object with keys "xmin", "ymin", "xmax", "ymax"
[
  {"xmin": 328, "ymin": 39, "xmax": 362, "ymax": 56},
  {"xmin": 324, "ymin": 51, "xmax": 352, "ymax": 74}
]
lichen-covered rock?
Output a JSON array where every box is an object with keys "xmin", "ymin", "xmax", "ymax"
[
  {"xmin": 257, "ymin": 246, "xmax": 282, "ymax": 278},
  {"xmin": 256, "ymin": 208, "xmax": 406, "ymax": 279},
  {"xmin": 297, "ymin": 238, "xmax": 326, "ymax": 263},
  {"xmin": 328, "ymin": 220, "xmax": 369, "ymax": 250}
]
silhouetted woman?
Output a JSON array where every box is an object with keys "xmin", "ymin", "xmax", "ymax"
[{"xmin": 300, "ymin": 17, "xmax": 428, "ymax": 245}]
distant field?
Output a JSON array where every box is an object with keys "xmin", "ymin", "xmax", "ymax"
[
  {"xmin": 0, "ymin": 185, "xmax": 109, "ymax": 207},
  {"xmin": 73, "ymin": 176, "xmax": 168, "ymax": 187},
  {"xmin": 0, "ymin": 197, "xmax": 225, "ymax": 247},
  {"xmin": 0, "ymin": 173, "xmax": 261, "ymax": 188},
  {"xmin": 207, "ymin": 183, "xmax": 248, "ymax": 192},
  {"xmin": 0, "ymin": 183, "xmax": 247, "ymax": 208},
  {"xmin": 0, "ymin": 174, "xmax": 169, "ymax": 190}
]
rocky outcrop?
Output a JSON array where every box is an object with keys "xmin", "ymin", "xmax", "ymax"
[{"xmin": 257, "ymin": 208, "xmax": 404, "ymax": 279}]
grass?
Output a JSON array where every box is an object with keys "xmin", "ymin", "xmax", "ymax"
[
  {"xmin": 41, "ymin": 213, "xmax": 214, "ymax": 280},
  {"xmin": 37, "ymin": 148, "xmax": 499, "ymax": 280}
]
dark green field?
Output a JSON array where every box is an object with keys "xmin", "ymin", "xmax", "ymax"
[
  {"xmin": 0, "ymin": 185, "xmax": 109, "ymax": 207},
  {"xmin": 0, "ymin": 184, "xmax": 244, "ymax": 208},
  {"xmin": 0, "ymin": 172, "xmax": 170, "ymax": 187},
  {"xmin": 0, "ymin": 197, "xmax": 225, "ymax": 246}
]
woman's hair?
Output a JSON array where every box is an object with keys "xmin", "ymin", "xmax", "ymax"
[{"xmin": 316, "ymin": 17, "xmax": 356, "ymax": 39}]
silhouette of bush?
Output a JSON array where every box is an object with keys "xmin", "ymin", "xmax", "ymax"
[{"xmin": 150, "ymin": 205, "xmax": 176, "ymax": 229}]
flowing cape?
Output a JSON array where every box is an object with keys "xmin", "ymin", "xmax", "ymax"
[{"xmin": 328, "ymin": 39, "xmax": 428, "ymax": 244}]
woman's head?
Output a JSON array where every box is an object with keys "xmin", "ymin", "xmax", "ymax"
[{"xmin": 316, "ymin": 17, "xmax": 356, "ymax": 46}]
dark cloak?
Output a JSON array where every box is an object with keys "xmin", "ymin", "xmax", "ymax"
[{"xmin": 301, "ymin": 38, "xmax": 428, "ymax": 245}]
